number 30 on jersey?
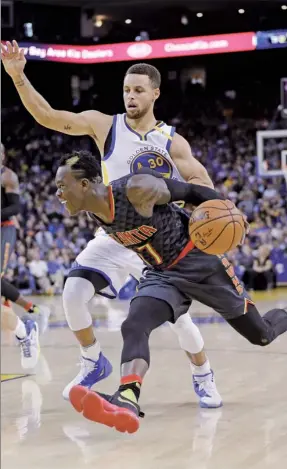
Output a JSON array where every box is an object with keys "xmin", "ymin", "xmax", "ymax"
[{"xmin": 131, "ymin": 151, "xmax": 173, "ymax": 179}]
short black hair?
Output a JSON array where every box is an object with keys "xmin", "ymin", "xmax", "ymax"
[
  {"xmin": 125, "ymin": 63, "xmax": 161, "ymax": 88},
  {"xmin": 58, "ymin": 150, "xmax": 102, "ymax": 181}
]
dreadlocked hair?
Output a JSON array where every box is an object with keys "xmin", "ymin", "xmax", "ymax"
[{"xmin": 58, "ymin": 150, "xmax": 102, "ymax": 182}]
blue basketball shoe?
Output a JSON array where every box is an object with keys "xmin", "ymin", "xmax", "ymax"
[
  {"xmin": 17, "ymin": 318, "xmax": 40, "ymax": 369},
  {"xmin": 62, "ymin": 352, "xmax": 112, "ymax": 401},
  {"xmin": 193, "ymin": 370, "xmax": 223, "ymax": 408}
]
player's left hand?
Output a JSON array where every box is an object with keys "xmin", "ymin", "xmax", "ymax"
[{"xmin": 1, "ymin": 40, "xmax": 27, "ymax": 78}]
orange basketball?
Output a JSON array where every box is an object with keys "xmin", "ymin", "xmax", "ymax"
[{"xmin": 189, "ymin": 200, "xmax": 245, "ymax": 255}]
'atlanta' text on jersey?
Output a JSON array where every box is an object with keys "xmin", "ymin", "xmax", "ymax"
[
  {"xmin": 90, "ymin": 175, "xmax": 192, "ymax": 269},
  {"xmin": 110, "ymin": 226, "xmax": 158, "ymax": 247}
]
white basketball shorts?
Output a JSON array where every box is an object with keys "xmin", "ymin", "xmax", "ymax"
[{"xmin": 72, "ymin": 228, "xmax": 145, "ymax": 298}]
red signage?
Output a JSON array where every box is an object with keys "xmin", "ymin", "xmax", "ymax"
[{"xmin": 2, "ymin": 32, "xmax": 256, "ymax": 64}]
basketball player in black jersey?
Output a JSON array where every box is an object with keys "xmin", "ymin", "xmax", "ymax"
[
  {"xmin": 1, "ymin": 143, "xmax": 42, "ymax": 367},
  {"xmin": 2, "ymin": 40, "xmax": 223, "ymax": 409},
  {"xmin": 55, "ymin": 151, "xmax": 287, "ymax": 433},
  {"xmin": 1, "ymin": 144, "xmax": 50, "ymax": 334}
]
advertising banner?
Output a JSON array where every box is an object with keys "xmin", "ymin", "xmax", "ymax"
[{"xmin": 1, "ymin": 32, "xmax": 256, "ymax": 64}]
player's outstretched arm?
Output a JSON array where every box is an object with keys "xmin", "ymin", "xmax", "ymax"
[
  {"xmin": 1, "ymin": 41, "xmax": 111, "ymax": 136},
  {"xmin": 164, "ymin": 178, "xmax": 224, "ymax": 205},
  {"xmin": 126, "ymin": 173, "xmax": 224, "ymax": 218}
]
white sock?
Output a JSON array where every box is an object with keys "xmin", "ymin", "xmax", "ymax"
[
  {"xmin": 14, "ymin": 318, "xmax": 27, "ymax": 340},
  {"xmin": 81, "ymin": 340, "xmax": 101, "ymax": 361},
  {"xmin": 191, "ymin": 359, "xmax": 211, "ymax": 376}
]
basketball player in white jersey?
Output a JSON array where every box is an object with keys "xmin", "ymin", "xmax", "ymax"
[{"xmin": 1, "ymin": 40, "xmax": 222, "ymax": 408}]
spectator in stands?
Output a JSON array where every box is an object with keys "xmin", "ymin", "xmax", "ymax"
[
  {"xmin": 47, "ymin": 251, "xmax": 64, "ymax": 294},
  {"xmin": 238, "ymin": 243, "xmax": 254, "ymax": 290},
  {"xmin": 58, "ymin": 252, "xmax": 72, "ymax": 285},
  {"xmin": 35, "ymin": 221, "xmax": 54, "ymax": 253},
  {"xmin": 251, "ymin": 245, "xmax": 274, "ymax": 291},
  {"xmin": 29, "ymin": 250, "xmax": 53, "ymax": 295},
  {"xmin": 13, "ymin": 255, "xmax": 33, "ymax": 293},
  {"xmin": 2, "ymin": 104, "xmax": 286, "ymax": 294}
]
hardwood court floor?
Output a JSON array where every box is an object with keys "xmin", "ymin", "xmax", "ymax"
[{"xmin": 1, "ymin": 289, "xmax": 287, "ymax": 469}]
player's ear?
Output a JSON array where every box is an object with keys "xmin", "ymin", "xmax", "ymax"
[
  {"xmin": 81, "ymin": 178, "xmax": 90, "ymax": 191},
  {"xmin": 154, "ymin": 88, "xmax": 160, "ymax": 101}
]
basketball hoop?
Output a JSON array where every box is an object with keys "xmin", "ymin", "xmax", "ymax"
[
  {"xmin": 257, "ymin": 132, "xmax": 287, "ymax": 183},
  {"xmin": 283, "ymin": 165, "xmax": 287, "ymax": 188},
  {"xmin": 280, "ymin": 78, "xmax": 287, "ymax": 119}
]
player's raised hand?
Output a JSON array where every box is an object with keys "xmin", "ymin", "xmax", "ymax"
[{"xmin": 1, "ymin": 40, "xmax": 26, "ymax": 78}]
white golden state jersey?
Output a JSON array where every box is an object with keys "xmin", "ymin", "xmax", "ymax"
[{"xmin": 101, "ymin": 113, "xmax": 184, "ymax": 184}]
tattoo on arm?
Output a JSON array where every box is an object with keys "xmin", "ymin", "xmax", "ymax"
[
  {"xmin": 14, "ymin": 79, "xmax": 25, "ymax": 87},
  {"xmin": 64, "ymin": 124, "xmax": 72, "ymax": 131}
]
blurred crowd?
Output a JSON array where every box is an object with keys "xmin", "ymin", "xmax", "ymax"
[
  {"xmin": 174, "ymin": 112, "xmax": 287, "ymax": 290},
  {"xmin": 2, "ymin": 107, "xmax": 96, "ymax": 295},
  {"xmin": 2, "ymin": 104, "xmax": 287, "ymax": 295}
]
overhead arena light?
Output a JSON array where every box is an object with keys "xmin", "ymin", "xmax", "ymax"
[
  {"xmin": 181, "ymin": 15, "xmax": 188, "ymax": 25},
  {"xmin": 196, "ymin": 13, "xmax": 203, "ymax": 18},
  {"xmin": 281, "ymin": 5, "xmax": 287, "ymax": 10},
  {"xmin": 238, "ymin": 9, "xmax": 245, "ymax": 14},
  {"xmin": 93, "ymin": 15, "xmax": 105, "ymax": 28},
  {"xmin": 125, "ymin": 19, "xmax": 132, "ymax": 24},
  {"xmin": 24, "ymin": 22, "xmax": 33, "ymax": 37}
]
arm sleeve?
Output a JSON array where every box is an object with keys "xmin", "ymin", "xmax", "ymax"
[
  {"xmin": 134, "ymin": 167, "xmax": 224, "ymax": 206},
  {"xmin": 164, "ymin": 178, "xmax": 224, "ymax": 205},
  {"xmin": 1, "ymin": 193, "xmax": 20, "ymax": 221}
]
